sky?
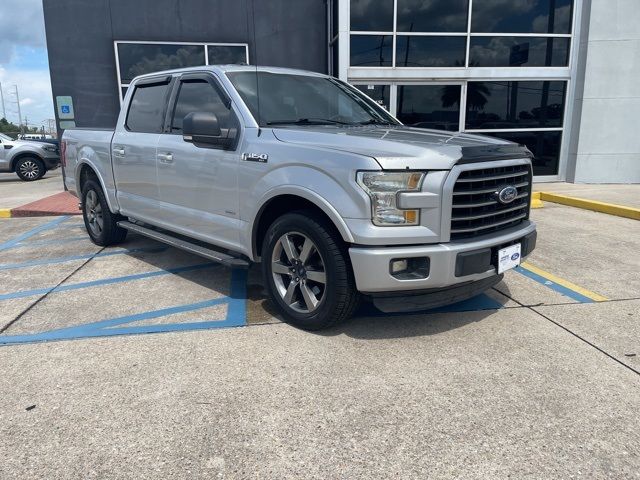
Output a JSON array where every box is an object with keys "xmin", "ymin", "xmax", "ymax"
[{"xmin": 0, "ymin": 0, "xmax": 54, "ymax": 131}]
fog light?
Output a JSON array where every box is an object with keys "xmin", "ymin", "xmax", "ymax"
[
  {"xmin": 391, "ymin": 259, "xmax": 409, "ymax": 274},
  {"xmin": 389, "ymin": 257, "xmax": 430, "ymax": 280}
]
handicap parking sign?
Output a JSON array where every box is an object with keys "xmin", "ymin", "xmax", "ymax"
[
  {"xmin": 61, "ymin": 105, "xmax": 70, "ymax": 114},
  {"xmin": 56, "ymin": 96, "xmax": 74, "ymax": 119}
]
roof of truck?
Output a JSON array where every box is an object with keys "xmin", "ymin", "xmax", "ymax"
[{"xmin": 131, "ymin": 64, "xmax": 328, "ymax": 84}]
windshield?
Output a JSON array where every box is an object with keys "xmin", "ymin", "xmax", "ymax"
[
  {"xmin": 227, "ymin": 71, "xmax": 400, "ymax": 127},
  {"xmin": 0, "ymin": 133, "xmax": 12, "ymax": 141}
]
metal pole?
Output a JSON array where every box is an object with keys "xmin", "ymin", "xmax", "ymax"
[
  {"xmin": 0, "ymin": 82, "xmax": 6, "ymax": 119},
  {"xmin": 14, "ymin": 85, "xmax": 23, "ymax": 132}
]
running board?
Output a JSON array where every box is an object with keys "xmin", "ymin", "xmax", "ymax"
[{"xmin": 117, "ymin": 221, "xmax": 250, "ymax": 269}]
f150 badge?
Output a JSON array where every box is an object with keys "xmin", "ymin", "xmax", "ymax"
[{"xmin": 242, "ymin": 153, "xmax": 269, "ymax": 163}]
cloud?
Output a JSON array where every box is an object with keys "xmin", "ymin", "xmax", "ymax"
[
  {"xmin": 0, "ymin": 66, "xmax": 54, "ymax": 127},
  {"xmin": 0, "ymin": 0, "xmax": 46, "ymax": 64}
]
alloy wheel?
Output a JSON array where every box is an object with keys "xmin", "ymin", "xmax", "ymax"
[
  {"xmin": 271, "ymin": 232, "xmax": 327, "ymax": 313},
  {"xmin": 85, "ymin": 189, "xmax": 104, "ymax": 236},
  {"xmin": 19, "ymin": 160, "xmax": 40, "ymax": 180}
]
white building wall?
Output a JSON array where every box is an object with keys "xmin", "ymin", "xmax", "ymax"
[{"xmin": 569, "ymin": 0, "xmax": 640, "ymax": 183}]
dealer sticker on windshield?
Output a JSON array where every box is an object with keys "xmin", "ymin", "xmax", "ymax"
[{"xmin": 497, "ymin": 243, "xmax": 522, "ymax": 274}]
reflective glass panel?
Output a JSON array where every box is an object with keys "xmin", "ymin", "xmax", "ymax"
[
  {"xmin": 469, "ymin": 36, "xmax": 570, "ymax": 67},
  {"xmin": 354, "ymin": 84, "xmax": 391, "ymax": 111},
  {"xmin": 350, "ymin": 0, "xmax": 394, "ymax": 31},
  {"xmin": 471, "ymin": 0, "xmax": 573, "ymax": 34},
  {"xmin": 207, "ymin": 45, "xmax": 247, "ymax": 65},
  {"xmin": 397, "ymin": 0, "xmax": 469, "ymax": 32},
  {"xmin": 396, "ymin": 84, "xmax": 461, "ymax": 131},
  {"xmin": 350, "ymin": 35, "xmax": 393, "ymax": 66},
  {"xmin": 117, "ymin": 43, "xmax": 205, "ymax": 84},
  {"xmin": 485, "ymin": 131, "xmax": 561, "ymax": 176},
  {"xmin": 465, "ymin": 81, "xmax": 567, "ymax": 129},
  {"xmin": 396, "ymin": 36, "xmax": 467, "ymax": 67}
]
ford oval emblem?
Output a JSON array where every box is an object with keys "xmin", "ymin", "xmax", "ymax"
[
  {"xmin": 497, "ymin": 186, "xmax": 518, "ymax": 204},
  {"xmin": 511, "ymin": 252, "xmax": 520, "ymax": 261}
]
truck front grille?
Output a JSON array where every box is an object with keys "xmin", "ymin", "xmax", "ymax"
[{"xmin": 450, "ymin": 164, "xmax": 532, "ymax": 240}]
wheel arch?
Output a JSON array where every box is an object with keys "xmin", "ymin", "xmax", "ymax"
[
  {"xmin": 76, "ymin": 160, "xmax": 117, "ymax": 213},
  {"xmin": 9, "ymin": 152, "xmax": 45, "ymax": 172},
  {"xmin": 252, "ymin": 190, "xmax": 355, "ymax": 261}
]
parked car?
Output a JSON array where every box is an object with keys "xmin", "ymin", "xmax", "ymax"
[
  {"xmin": 62, "ymin": 66, "xmax": 536, "ymax": 330},
  {"xmin": 0, "ymin": 132, "xmax": 60, "ymax": 181}
]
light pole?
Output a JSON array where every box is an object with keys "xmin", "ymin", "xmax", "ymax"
[
  {"xmin": 0, "ymin": 82, "xmax": 6, "ymax": 119},
  {"xmin": 14, "ymin": 85, "xmax": 23, "ymax": 133}
]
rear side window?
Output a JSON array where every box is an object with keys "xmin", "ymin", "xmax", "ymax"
[
  {"xmin": 171, "ymin": 80, "xmax": 235, "ymax": 132},
  {"xmin": 126, "ymin": 82, "xmax": 170, "ymax": 133}
]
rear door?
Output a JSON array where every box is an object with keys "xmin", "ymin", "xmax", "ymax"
[
  {"xmin": 155, "ymin": 73, "xmax": 242, "ymax": 249},
  {"xmin": 112, "ymin": 76, "xmax": 172, "ymax": 222}
]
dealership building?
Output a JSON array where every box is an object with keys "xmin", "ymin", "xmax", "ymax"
[{"xmin": 43, "ymin": 0, "xmax": 639, "ymax": 183}]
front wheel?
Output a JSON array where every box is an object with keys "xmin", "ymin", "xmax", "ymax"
[
  {"xmin": 81, "ymin": 180, "xmax": 127, "ymax": 246},
  {"xmin": 15, "ymin": 157, "xmax": 45, "ymax": 181},
  {"xmin": 262, "ymin": 212, "xmax": 359, "ymax": 330}
]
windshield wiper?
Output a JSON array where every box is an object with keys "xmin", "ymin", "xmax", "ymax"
[
  {"xmin": 266, "ymin": 118, "xmax": 353, "ymax": 126},
  {"xmin": 359, "ymin": 119, "xmax": 394, "ymax": 126}
]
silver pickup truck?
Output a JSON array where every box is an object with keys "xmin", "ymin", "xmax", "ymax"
[{"xmin": 62, "ymin": 65, "xmax": 536, "ymax": 330}]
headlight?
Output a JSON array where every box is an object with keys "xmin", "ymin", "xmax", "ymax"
[{"xmin": 357, "ymin": 171, "xmax": 425, "ymax": 226}]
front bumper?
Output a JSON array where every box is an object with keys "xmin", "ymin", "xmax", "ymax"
[
  {"xmin": 42, "ymin": 155, "xmax": 61, "ymax": 170},
  {"xmin": 349, "ymin": 220, "xmax": 536, "ymax": 293}
]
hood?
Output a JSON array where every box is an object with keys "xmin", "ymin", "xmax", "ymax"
[{"xmin": 272, "ymin": 125, "xmax": 530, "ymax": 170}]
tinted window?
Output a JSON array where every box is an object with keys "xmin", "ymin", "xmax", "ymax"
[
  {"xmin": 354, "ymin": 84, "xmax": 391, "ymax": 111},
  {"xmin": 465, "ymin": 81, "xmax": 567, "ymax": 129},
  {"xmin": 171, "ymin": 80, "xmax": 234, "ymax": 132},
  {"xmin": 207, "ymin": 45, "xmax": 247, "ymax": 65},
  {"xmin": 350, "ymin": 35, "xmax": 393, "ymax": 66},
  {"xmin": 486, "ymin": 131, "xmax": 561, "ymax": 176},
  {"xmin": 469, "ymin": 37, "xmax": 570, "ymax": 67},
  {"xmin": 227, "ymin": 72, "xmax": 398, "ymax": 127},
  {"xmin": 471, "ymin": 0, "xmax": 573, "ymax": 34},
  {"xmin": 396, "ymin": 36, "xmax": 467, "ymax": 67},
  {"xmin": 350, "ymin": 0, "xmax": 394, "ymax": 31},
  {"xmin": 397, "ymin": 85, "xmax": 461, "ymax": 131},
  {"xmin": 397, "ymin": 0, "xmax": 469, "ymax": 32},
  {"xmin": 117, "ymin": 44, "xmax": 205, "ymax": 84},
  {"xmin": 126, "ymin": 82, "xmax": 170, "ymax": 133}
]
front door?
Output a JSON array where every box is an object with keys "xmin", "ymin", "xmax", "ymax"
[{"xmin": 155, "ymin": 74, "xmax": 242, "ymax": 249}]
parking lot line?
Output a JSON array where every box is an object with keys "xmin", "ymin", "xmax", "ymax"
[
  {"xmin": 0, "ymin": 246, "xmax": 168, "ymax": 271},
  {"xmin": 0, "ymin": 262, "xmax": 218, "ymax": 301},
  {"xmin": 516, "ymin": 262, "xmax": 609, "ymax": 303},
  {"xmin": 0, "ymin": 216, "xmax": 71, "ymax": 251},
  {"xmin": 16, "ymin": 235, "xmax": 89, "ymax": 247},
  {"xmin": 0, "ymin": 269, "xmax": 248, "ymax": 345}
]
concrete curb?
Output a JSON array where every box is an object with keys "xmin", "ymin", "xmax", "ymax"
[
  {"xmin": 537, "ymin": 192, "xmax": 640, "ymax": 221},
  {"xmin": 0, "ymin": 192, "xmax": 81, "ymax": 218},
  {"xmin": 531, "ymin": 192, "xmax": 544, "ymax": 209}
]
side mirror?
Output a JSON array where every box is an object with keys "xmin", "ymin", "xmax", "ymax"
[{"xmin": 183, "ymin": 112, "xmax": 230, "ymax": 148}]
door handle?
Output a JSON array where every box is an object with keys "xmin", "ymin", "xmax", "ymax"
[
  {"xmin": 112, "ymin": 147, "xmax": 125, "ymax": 157},
  {"xmin": 157, "ymin": 152, "xmax": 174, "ymax": 164}
]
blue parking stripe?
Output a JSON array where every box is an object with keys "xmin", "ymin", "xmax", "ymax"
[
  {"xmin": 0, "ymin": 262, "xmax": 218, "ymax": 301},
  {"xmin": 16, "ymin": 235, "xmax": 89, "ymax": 247},
  {"xmin": 514, "ymin": 266, "xmax": 595, "ymax": 303},
  {"xmin": 0, "ymin": 246, "xmax": 168, "ymax": 271},
  {"xmin": 0, "ymin": 216, "xmax": 71, "ymax": 251},
  {"xmin": 0, "ymin": 268, "xmax": 249, "ymax": 345}
]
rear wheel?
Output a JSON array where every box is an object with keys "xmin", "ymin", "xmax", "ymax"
[
  {"xmin": 81, "ymin": 180, "xmax": 127, "ymax": 246},
  {"xmin": 15, "ymin": 157, "xmax": 45, "ymax": 181},
  {"xmin": 262, "ymin": 212, "xmax": 359, "ymax": 330}
]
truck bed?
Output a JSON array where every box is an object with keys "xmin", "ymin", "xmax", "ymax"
[{"xmin": 62, "ymin": 128, "xmax": 115, "ymax": 199}]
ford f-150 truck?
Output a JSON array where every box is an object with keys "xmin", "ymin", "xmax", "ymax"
[{"xmin": 62, "ymin": 65, "xmax": 536, "ymax": 330}]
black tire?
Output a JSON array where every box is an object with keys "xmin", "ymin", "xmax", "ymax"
[
  {"xmin": 15, "ymin": 156, "xmax": 45, "ymax": 181},
  {"xmin": 81, "ymin": 179, "xmax": 127, "ymax": 246},
  {"xmin": 262, "ymin": 211, "xmax": 360, "ymax": 330}
]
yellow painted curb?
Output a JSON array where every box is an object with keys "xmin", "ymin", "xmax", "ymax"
[
  {"xmin": 0, "ymin": 209, "xmax": 12, "ymax": 218},
  {"xmin": 521, "ymin": 261, "xmax": 609, "ymax": 302},
  {"xmin": 530, "ymin": 192, "xmax": 544, "ymax": 209},
  {"xmin": 538, "ymin": 192, "xmax": 640, "ymax": 220}
]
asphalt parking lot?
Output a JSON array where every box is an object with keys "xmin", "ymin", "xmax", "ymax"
[{"xmin": 1, "ymin": 203, "xmax": 639, "ymax": 478}]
